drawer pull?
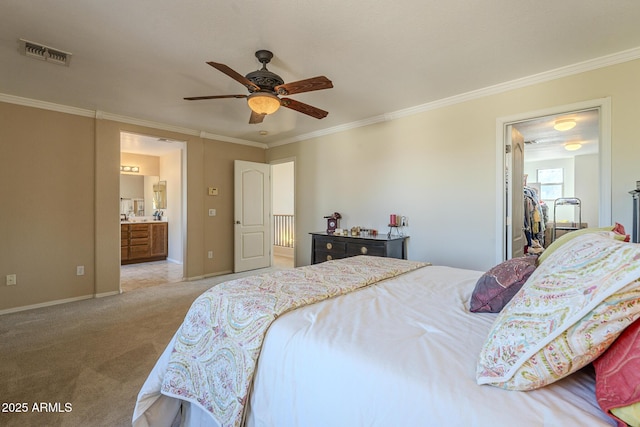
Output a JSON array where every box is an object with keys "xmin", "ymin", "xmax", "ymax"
[
  {"xmin": 360, "ymin": 246, "xmax": 368, "ymax": 254},
  {"xmin": 326, "ymin": 255, "xmax": 333, "ymax": 261},
  {"xmin": 326, "ymin": 242, "xmax": 333, "ymax": 250}
]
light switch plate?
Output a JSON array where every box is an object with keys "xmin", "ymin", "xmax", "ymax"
[
  {"xmin": 208, "ymin": 187, "xmax": 218, "ymax": 196},
  {"xmin": 208, "ymin": 209, "xmax": 216, "ymax": 216}
]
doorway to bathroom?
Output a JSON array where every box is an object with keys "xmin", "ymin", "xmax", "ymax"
[{"xmin": 119, "ymin": 131, "xmax": 186, "ymax": 291}]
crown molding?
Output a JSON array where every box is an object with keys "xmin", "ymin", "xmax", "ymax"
[
  {"xmin": 0, "ymin": 93, "xmax": 95, "ymax": 117},
  {"xmin": 198, "ymin": 130, "xmax": 267, "ymax": 149},
  {"xmin": 271, "ymin": 46, "xmax": 640, "ymax": 147},
  {"xmin": 96, "ymin": 110, "xmax": 201, "ymax": 136},
  {"xmin": 3, "ymin": 46, "xmax": 640, "ymax": 149},
  {"xmin": 0, "ymin": 94, "xmax": 265, "ymax": 148}
]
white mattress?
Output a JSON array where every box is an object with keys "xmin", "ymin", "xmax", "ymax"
[{"xmin": 134, "ymin": 265, "xmax": 615, "ymax": 427}]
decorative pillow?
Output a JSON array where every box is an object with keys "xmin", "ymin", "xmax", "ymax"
[
  {"xmin": 469, "ymin": 256, "xmax": 537, "ymax": 313},
  {"xmin": 476, "ymin": 233, "xmax": 640, "ymax": 391},
  {"xmin": 593, "ymin": 319, "xmax": 640, "ymax": 427},
  {"xmin": 537, "ymin": 223, "xmax": 630, "ymax": 264},
  {"xmin": 611, "ymin": 404, "xmax": 640, "ymax": 427}
]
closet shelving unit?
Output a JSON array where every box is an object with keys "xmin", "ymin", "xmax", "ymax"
[{"xmin": 551, "ymin": 197, "xmax": 582, "ymax": 242}]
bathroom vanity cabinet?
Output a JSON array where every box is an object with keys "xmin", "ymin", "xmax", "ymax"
[{"xmin": 121, "ymin": 222, "xmax": 168, "ymax": 264}]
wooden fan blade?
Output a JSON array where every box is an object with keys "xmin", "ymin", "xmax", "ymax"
[
  {"xmin": 249, "ymin": 110, "xmax": 266, "ymax": 124},
  {"xmin": 281, "ymin": 98, "xmax": 328, "ymax": 119},
  {"xmin": 184, "ymin": 94, "xmax": 247, "ymax": 100},
  {"xmin": 275, "ymin": 76, "xmax": 333, "ymax": 96},
  {"xmin": 207, "ymin": 61, "xmax": 260, "ymax": 92}
]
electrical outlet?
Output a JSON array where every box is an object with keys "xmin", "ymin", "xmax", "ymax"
[
  {"xmin": 76, "ymin": 265, "xmax": 85, "ymax": 276},
  {"xmin": 6, "ymin": 274, "xmax": 17, "ymax": 286},
  {"xmin": 207, "ymin": 251, "xmax": 213, "ymax": 259},
  {"xmin": 208, "ymin": 209, "xmax": 216, "ymax": 216}
]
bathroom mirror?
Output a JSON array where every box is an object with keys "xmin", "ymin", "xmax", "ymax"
[
  {"xmin": 153, "ymin": 180, "xmax": 167, "ymax": 210},
  {"xmin": 120, "ymin": 175, "xmax": 161, "ymax": 216}
]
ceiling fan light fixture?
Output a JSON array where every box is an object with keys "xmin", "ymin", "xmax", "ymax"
[
  {"xmin": 247, "ymin": 91, "xmax": 281, "ymax": 115},
  {"xmin": 554, "ymin": 118, "xmax": 577, "ymax": 131},
  {"xmin": 564, "ymin": 142, "xmax": 582, "ymax": 151}
]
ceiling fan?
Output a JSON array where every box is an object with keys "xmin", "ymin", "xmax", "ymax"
[{"xmin": 184, "ymin": 50, "xmax": 333, "ymax": 124}]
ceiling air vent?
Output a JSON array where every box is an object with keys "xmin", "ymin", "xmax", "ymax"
[{"xmin": 19, "ymin": 39, "xmax": 72, "ymax": 66}]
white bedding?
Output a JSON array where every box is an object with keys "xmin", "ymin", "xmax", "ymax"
[{"xmin": 134, "ymin": 265, "xmax": 615, "ymax": 427}]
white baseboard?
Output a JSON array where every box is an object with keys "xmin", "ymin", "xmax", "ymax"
[
  {"xmin": 95, "ymin": 290, "xmax": 121, "ymax": 298},
  {"xmin": 186, "ymin": 270, "xmax": 233, "ymax": 281},
  {"xmin": 0, "ymin": 290, "xmax": 123, "ymax": 315},
  {"xmin": 0, "ymin": 294, "xmax": 94, "ymax": 315}
]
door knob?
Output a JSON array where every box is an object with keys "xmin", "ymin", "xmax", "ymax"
[{"xmin": 235, "ymin": 220, "xmax": 241, "ymax": 224}]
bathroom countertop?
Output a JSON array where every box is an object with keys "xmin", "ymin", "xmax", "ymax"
[{"xmin": 120, "ymin": 219, "xmax": 167, "ymax": 225}]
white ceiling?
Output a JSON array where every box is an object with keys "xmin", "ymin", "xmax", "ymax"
[
  {"xmin": 120, "ymin": 132, "xmax": 185, "ymax": 156},
  {"xmin": 515, "ymin": 109, "xmax": 600, "ymax": 162},
  {"xmin": 2, "ymin": 1, "xmax": 640, "ymax": 149}
]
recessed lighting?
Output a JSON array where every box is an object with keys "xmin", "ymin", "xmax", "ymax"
[{"xmin": 259, "ymin": 130, "xmax": 268, "ymax": 136}]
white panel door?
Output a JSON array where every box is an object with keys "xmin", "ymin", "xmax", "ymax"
[
  {"xmin": 510, "ymin": 126, "xmax": 525, "ymax": 259},
  {"xmin": 234, "ymin": 160, "xmax": 271, "ymax": 272}
]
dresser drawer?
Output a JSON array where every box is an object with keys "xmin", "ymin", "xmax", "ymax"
[
  {"xmin": 314, "ymin": 237, "xmax": 346, "ymax": 254},
  {"xmin": 346, "ymin": 242, "xmax": 386, "ymax": 257},
  {"xmin": 314, "ymin": 250, "xmax": 346, "ymax": 263}
]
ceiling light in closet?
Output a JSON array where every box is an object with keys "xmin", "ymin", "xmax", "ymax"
[{"xmin": 554, "ymin": 118, "xmax": 576, "ymax": 131}]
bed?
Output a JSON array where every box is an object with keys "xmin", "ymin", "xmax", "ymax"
[{"xmin": 133, "ymin": 231, "xmax": 640, "ymax": 427}]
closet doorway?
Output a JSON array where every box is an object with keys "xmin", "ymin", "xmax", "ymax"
[
  {"xmin": 498, "ymin": 98, "xmax": 611, "ymax": 262},
  {"xmin": 119, "ymin": 132, "xmax": 186, "ymax": 292}
]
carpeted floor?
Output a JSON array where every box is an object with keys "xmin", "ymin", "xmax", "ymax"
[{"xmin": 0, "ymin": 267, "xmax": 280, "ymax": 427}]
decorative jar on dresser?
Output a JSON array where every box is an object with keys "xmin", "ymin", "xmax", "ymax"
[{"xmin": 310, "ymin": 232, "xmax": 408, "ymax": 264}]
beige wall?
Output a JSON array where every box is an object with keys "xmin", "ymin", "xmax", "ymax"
[
  {"xmin": 4, "ymin": 57, "xmax": 640, "ymax": 312},
  {"xmin": 267, "ymin": 58, "xmax": 640, "ymax": 271},
  {"xmin": 0, "ymin": 103, "xmax": 96, "ymax": 309},
  {"xmin": 1, "ymin": 106, "xmax": 265, "ymax": 312},
  {"xmin": 201, "ymin": 139, "xmax": 265, "ymax": 275},
  {"xmin": 120, "ymin": 152, "xmax": 160, "ymax": 177}
]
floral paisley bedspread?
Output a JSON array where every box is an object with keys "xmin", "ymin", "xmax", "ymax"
[{"xmin": 159, "ymin": 256, "xmax": 427, "ymax": 427}]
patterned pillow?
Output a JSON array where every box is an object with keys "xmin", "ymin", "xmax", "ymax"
[
  {"xmin": 469, "ymin": 256, "xmax": 537, "ymax": 313},
  {"xmin": 476, "ymin": 233, "xmax": 640, "ymax": 390},
  {"xmin": 593, "ymin": 319, "xmax": 640, "ymax": 427},
  {"xmin": 537, "ymin": 224, "xmax": 629, "ymax": 264}
]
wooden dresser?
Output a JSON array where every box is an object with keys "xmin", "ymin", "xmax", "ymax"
[
  {"xmin": 310, "ymin": 232, "xmax": 408, "ymax": 264},
  {"xmin": 121, "ymin": 222, "xmax": 168, "ymax": 264}
]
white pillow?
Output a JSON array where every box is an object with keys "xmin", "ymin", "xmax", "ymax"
[{"xmin": 476, "ymin": 233, "xmax": 640, "ymax": 390}]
